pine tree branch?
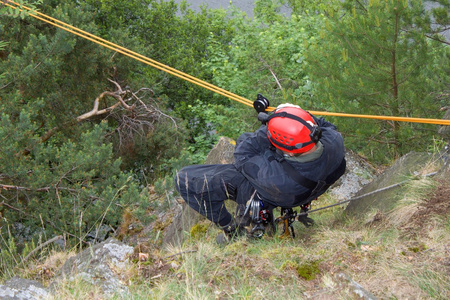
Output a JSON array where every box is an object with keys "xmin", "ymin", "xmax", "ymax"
[
  {"xmin": 354, "ymin": 0, "xmax": 368, "ymax": 12},
  {"xmin": 0, "ymin": 183, "xmax": 101, "ymax": 201},
  {"xmin": 0, "ymin": 183, "xmax": 76, "ymax": 193},
  {"xmin": 425, "ymin": 34, "xmax": 450, "ymax": 45}
]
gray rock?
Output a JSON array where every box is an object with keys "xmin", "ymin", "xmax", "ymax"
[
  {"xmin": 0, "ymin": 277, "xmax": 48, "ymax": 300},
  {"xmin": 345, "ymin": 151, "xmax": 447, "ymax": 215},
  {"xmin": 335, "ymin": 273, "xmax": 378, "ymax": 300},
  {"xmin": 51, "ymin": 238, "xmax": 134, "ymax": 297},
  {"xmin": 330, "ymin": 149, "xmax": 376, "ymax": 201},
  {"xmin": 204, "ymin": 136, "xmax": 236, "ymax": 164},
  {"xmin": 86, "ymin": 224, "xmax": 113, "ymax": 243}
]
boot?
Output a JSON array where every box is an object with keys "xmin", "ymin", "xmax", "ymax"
[{"xmin": 216, "ymin": 218, "xmax": 247, "ymax": 245}]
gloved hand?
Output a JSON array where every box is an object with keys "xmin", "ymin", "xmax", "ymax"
[{"xmin": 298, "ymin": 213, "xmax": 315, "ymax": 227}]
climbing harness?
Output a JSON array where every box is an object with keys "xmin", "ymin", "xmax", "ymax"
[
  {"xmin": 244, "ymin": 191, "xmax": 275, "ymax": 238},
  {"xmin": 4, "ymin": 1, "xmax": 450, "ymax": 126}
]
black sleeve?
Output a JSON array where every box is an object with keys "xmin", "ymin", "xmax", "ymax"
[{"xmin": 310, "ymin": 114, "xmax": 337, "ymax": 130}]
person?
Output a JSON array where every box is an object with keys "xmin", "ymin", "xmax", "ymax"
[{"xmin": 174, "ymin": 103, "xmax": 346, "ymax": 243}]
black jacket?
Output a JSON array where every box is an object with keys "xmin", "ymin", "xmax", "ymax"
[{"xmin": 233, "ymin": 116, "xmax": 346, "ymax": 208}]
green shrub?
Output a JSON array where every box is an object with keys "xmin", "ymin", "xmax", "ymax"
[{"xmin": 0, "ymin": 112, "xmax": 149, "ymax": 250}]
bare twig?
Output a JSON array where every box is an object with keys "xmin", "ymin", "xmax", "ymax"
[
  {"xmin": 0, "ymin": 200, "xmax": 24, "ymax": 213},
  {"xmin": 259, "ymin": 57, "xmax": 283, "ymax": 91},
  {"xmin": 40, "ymin": 79, "xmax": 179, "ymax": 144},
  {"xmin": 0, "ymin": 183, "xmax": 102, "ymax": 202},
  {"xmin": 163, "ymin": 250, "xmax": 197, "ymax": 260},
  {"xmin": 1, "ymin": 183, "xmax": 74, "ymax": 193},
  {"xmin": 22, "ymin": 235, "xmax": 64, "ymax": 264}
]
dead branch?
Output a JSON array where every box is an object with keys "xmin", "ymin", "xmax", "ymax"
[
  {"xmin": 130, "ymin": 89, "xmax": 178, "ymax": 128},
  {"xmin": 76, "ymin": 91, "xmax": 126, "ymax": 121},
  {"xmin": 0, "ymin": 183, "xmax": 77, "ymax": 193},
  {"xmin": 258, "ymin": 57, "xmax": 283, "ymax": 91},
  {"xmin": 40, "ymin": 79, "xmax": 178, "ymax": 143},
  {"xmin": 0, "ymin": 183, "xmax": 104, "ymax": 203},
  {"xmin": 0, "ymin": 200, "xmax": 23, "ymax": 213},
  {"xmin": 22, "ymin": 235, "xmax": 64, "ymax": 264}
]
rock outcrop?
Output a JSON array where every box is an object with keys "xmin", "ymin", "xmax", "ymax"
[
  {"xmin": 0, "ymin": 238, "xmax": 134, "ymax": 299},
  {"xmin": 0, "ymin": 277, "xmax": 48, "ymax": 300},
  {"xmin": 52, "ymin": 238, "xmax": 134, "ymax": 297},
  {"xmin": 345, "ymin": 150, "xmax": 448, "ymax": 216}
]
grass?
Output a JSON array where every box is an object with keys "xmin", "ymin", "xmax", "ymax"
[{"xmin": 1, "ymin": 175, "xmax": 449, "ymax": 299}]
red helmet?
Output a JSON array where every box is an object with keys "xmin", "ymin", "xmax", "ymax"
[{"xmin": 267, "ymin": 106, "xmax": 321, "ymax": 154}]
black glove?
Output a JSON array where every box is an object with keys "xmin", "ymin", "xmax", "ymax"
[{"xmin": 298, "ymin": 213, "xmax": 315, "ymax": 227}]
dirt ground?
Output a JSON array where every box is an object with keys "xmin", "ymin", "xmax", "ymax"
[{"xmin": 412, "ymin": 178, "xmax": 450, "ymax": 227}]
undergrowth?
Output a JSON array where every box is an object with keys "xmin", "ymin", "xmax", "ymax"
[{"xmin": 2, "ymin": 172, "xmax": 449, "ymax": 299}]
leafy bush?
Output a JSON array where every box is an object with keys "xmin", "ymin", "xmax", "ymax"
[
  {"xmin": 203, "ymin": 2, "xmax": 323, "ymax": 108},
  {"xmin": 0, "ymin": 112, "xmax": 149, "ymax": 248}
]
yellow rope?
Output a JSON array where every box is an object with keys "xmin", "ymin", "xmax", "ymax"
[
  {"xmin": 306, "ymin": 111, "xmax": 450, "ymax": 125},
  {"xmin": 5, "ymin": 1, "xmax": 450, "ymax": 126}
]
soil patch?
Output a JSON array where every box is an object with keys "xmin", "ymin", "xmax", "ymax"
[{"xmin": 411, "ymin": 178, "xmax": 450, "ymax": 228}]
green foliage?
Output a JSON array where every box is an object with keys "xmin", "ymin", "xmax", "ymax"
[
  {"xmin": 282, "ymin": 0, "xmax": 340, "ymax": 15},
  {"xmin": 1, "ymin": 1, "xmax": 114, "ymax": 141},
  {"xmin": 0, "ymin": 0, "xmax": 43, "ymax": 19},
  {"xmin": 204, "ymin": 1, "xmax": 324, "ymax": 108},
  {"xmin": 82, "ymin": 0, "xmax": 237, "ymax": 108},
  {"xmin": 303, "ymin": 0, "xmax": 449, "ymax": 163},
  {"xmin": 254, "ymin": 0, "xmax": 286, "ymax": 23},
  {"xmin": 0, "ymin": 111, "xmax": 149, "ymax": 248},
  {"xmin": 0, "ymin": 0, "xmax": 194, "ymax": 179}
]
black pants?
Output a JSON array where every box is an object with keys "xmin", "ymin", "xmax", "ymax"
[{"xmin": 174, "ymin": 164, "xmax": 255, "ymax": 227}]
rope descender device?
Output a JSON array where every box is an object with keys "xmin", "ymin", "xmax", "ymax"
[{"xmin": 253, "ymin": 94, "xmax": 270, "ymax": 113}]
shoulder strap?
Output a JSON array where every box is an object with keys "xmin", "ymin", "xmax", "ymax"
[
  {"xmin": 268, "ymin": 155, "xmax": 318, "ymax": 189},
  {"xmin": 277, "ymin": 158, "xmax": 317, "ymax": 190}
]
